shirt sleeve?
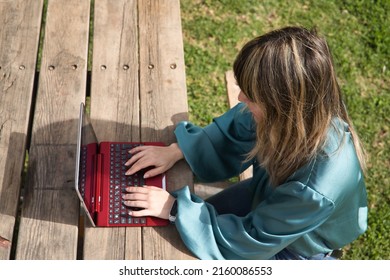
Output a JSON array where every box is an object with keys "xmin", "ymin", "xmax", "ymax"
[
  {"xmin": 174, "ymin": 103, "xmax": 256, "ymax": 182},
  {"xmin": 172, "ymin": 182, "xmax": 335, "ymax": 260}
]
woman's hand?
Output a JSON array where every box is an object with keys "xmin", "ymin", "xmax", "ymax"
[
  {"xmin": 0, "ymin": 236, "xmax": 10, "ymax": 249},
  {"xmin": 122, "ymin": 186, "xmax": 176, "ymax": 220},
  {"xmin": 125, "ymin": 143, "xmax": 184, "ymax": 178}
]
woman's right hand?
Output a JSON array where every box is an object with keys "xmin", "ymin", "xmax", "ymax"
[{"xmin": 125, "ymin": 143, "xmax": 184, "ymax": 178}]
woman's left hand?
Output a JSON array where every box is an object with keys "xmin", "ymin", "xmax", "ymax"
[
  {"xmin": 122, "ymin": 186, "xmax": 176, "ymax": 220},
  {"xmin": 125, "ymin": 143, "xmax": 184, "ymax": 179}
]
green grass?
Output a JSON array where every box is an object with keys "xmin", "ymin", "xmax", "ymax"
[{"xmin": 180, "ymin": 0, "xmax": 389, "ymax": 259}]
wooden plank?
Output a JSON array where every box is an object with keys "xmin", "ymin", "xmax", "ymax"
[
  {"xmin": 138, "ymin": 0, "xmax": 196, "ymax": 260},
  {"xmin": 15, "ymin": 0, "xmax": 90, "ymax": 259},
  {"xmin": 13, "ymin": 147, "xmax": 79, "ymax": 259},
  {"xmin": 225, "ymin": 70, "xmax": 240, "ymax": 108},
  {"xmin": 84, "ymin": 0, "xmax": 141, "ymax": 260},
  {"xmin": 225, "ymin": 70, "xmax": 253, "ymax": 180},
  {"xmin": 0, "ymin": 0, "xmax": 43, "ymax": 260}
]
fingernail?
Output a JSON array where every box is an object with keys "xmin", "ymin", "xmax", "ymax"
[{"xmin": 143, "ymin": 173, "xmax": 149, "ymax": 179}]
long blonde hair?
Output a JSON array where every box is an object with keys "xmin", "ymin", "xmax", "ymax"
[{"xmin": 233, "ymin": 26, "xmax": 366, "ymax": 185}]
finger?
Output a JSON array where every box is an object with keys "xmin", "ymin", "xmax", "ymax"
[
  {"xmin": 128, "ymin": 209, "xmax": 150, "ymax": 217},
  {"xmin": 125, "ymin": 160, "xmax": 148, "ymax": 175},
  {"xmin": 122, "ymin": 192, "xmax": 148, "ymax": 201},
  {"xmin": 125, "ymin": 156, "xmax": 156, "ymax": 175},
  {"xmin": 125, "ymin": 186, "xmax": 150, "ymax": 193},
  {"xmin": 125, "ymin": 150, "xmax": 145, "ymax": 166},
  {"xmin": 123, "ymin": 200, "xmax": 148, "ymax": 209},
  {"xmin": 143, "ymin": 185, "xmax": 164, "ymax": 191},
  {"xmin": 0, "ymin": 236, "xmax": 10, "ymax": 249},
  {"xmin": 125, "ymin": 165, "xmax": 139, "ymax": 176},
  {"xmin": 129, "ymin": 145, "xmax": 153, "ymax": 153},
  {"xmin": 143, "ymin": 166, "xmax": 166, "ymax": 179},
  {"xmin": 126, "ymin": 147, "xmax": 156, "ymax": 167}
]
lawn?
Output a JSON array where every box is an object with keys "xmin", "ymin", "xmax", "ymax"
[{"xmin": 180, "ymin": 0, "xmax": 389, "ymax": 259}]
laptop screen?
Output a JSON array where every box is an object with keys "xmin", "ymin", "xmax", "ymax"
[{"xmin": 75, "ymin": 102, "xmax": 98, "ymax": 226}]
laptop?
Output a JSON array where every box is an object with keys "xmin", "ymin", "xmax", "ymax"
[{"xmin": 75, "ymin": 102, "xmax": 169, "ymax": 227}]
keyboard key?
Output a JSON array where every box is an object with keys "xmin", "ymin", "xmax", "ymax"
[{"xmin": 108, "ymin": 143, "xmax": 146, "ymax": 225}]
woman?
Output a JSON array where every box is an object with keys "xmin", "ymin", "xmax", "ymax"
[{"xmin": 122, "ymin": 26, "xmax": 368, "ymax": 260}]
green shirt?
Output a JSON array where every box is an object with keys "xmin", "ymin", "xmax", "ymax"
[{"xmin": 173, "ymin": 103, "xmax": 367, "ymax": 259}]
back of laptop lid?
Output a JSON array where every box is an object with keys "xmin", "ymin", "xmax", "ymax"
[{"xmin": 75, "ymin": 102, "xmax": 98, "ymax": 227}]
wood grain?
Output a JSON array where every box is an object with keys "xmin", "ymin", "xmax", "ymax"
[
  {"xmin": 0, "ymin": 0, "xmax": 43, "ymax": 260},
  {"xmin": 15, "ymin": 0, "xmax": 90, "ymax": 260}
]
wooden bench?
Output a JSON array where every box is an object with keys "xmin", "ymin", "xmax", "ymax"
[{"xmin": 0, "ymin": 0, "xmax": 195, "ymax": 260}]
